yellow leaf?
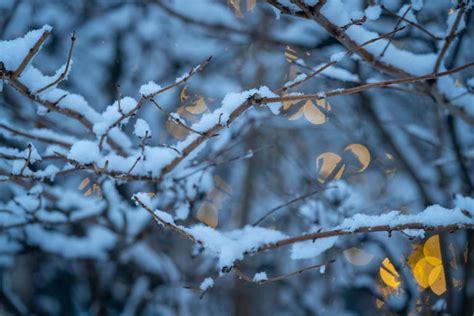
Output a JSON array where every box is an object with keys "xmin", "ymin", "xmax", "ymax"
[
  {"xmin": 423, "ymin": 235, "xmax": 442, "ymax": 263},
  {"xmin": 179, "ymin": 87, "xmax": 189, "ymax": 103},
  {"xmin": 196, "ymin": 201, "xmax": 218, "ymax": 228},
  {"xmin": 285, "ymin": 46, "xmax": 298, "ymax": 62},
  {"xmin": 428, "ymin": 265, "xmax": 446, "ymax": 295},
  {"xmin": 78, "ymin": 177, "xmax": 90, "ymax": 190},
  {"xmin": 343, "ymin": 247, "xmax": 374, "ymax": 265},
  {"xmin": 413, "ymin": 257, "xmax": 435, "ymax": 289},
  {"xmin": 344, "ymin": 144, "xmax": 371, "ymax": 172},
  {"xmin": 185, "ymin": 96, "xmax": 207, "ymax": 114},
  {"xmin": 407, "ymin": 244, "xmax": 424, "ymax": 273},
  {"xmin": 304, "ymin": 99, "xmax": 330, "ymax": 125},
  {"xmin": 288, "ymin": 104, "xmax": 305, "ymax": 120},
  {"xmin": 166, "ymin": 114, "xmax": 189, "ymax": 139},
  {"xmin": 380, "ymin": 258, "xmax": 400, "ymax": 289},
  {"xmin": 316, "ymin": 152, "xmax": 345, "ymax": 183}
]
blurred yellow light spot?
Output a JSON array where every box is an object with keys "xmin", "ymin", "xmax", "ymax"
[
  {"xmin": 380, "ymin": 258, "xmax": 400, "ymax": 289},
  {"xmin": 413, "ymin": 257, "xmax": 435, "ymax": 288},
  {"xmin": 344, "ymin": 144, "xmax": 371, "ymax": 172},
  {"xmin": 409, "ymin": 235, "xmax": 447, "ymax": 295}
]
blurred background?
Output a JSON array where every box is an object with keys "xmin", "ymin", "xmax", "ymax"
[{"xmin": 0, "ymin": 0, "xmax": 473, "ymax": 315}]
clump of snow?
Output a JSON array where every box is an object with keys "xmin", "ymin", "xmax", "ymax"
[
  {"xmin": 454, "ymin": 195, "xmax": 474, "ymax": 216},
  {"xmin": 25, "ymin": 225, "xmax": 116, "ymax": 259},
  {"xmin": 186, "ymin": 225, "xmax": 287, "ymax": 269},
  {"xmin": 139, "ymin": 81, "xmax": 161, "ymax": 97},
  {"xmin": 467, "ymin": 77, "xmax": 474, "ymax": 88},
  {"xmin": 330, "ymin": 51, "xmax": 346, "ymax": 62},
  {"xmin": 67, "ymin": 140, "xmax": 100, "ymax": 164},
  {"xmin": 291, "ymin": 236, "xmax": 338, "ymax": 260},
  {"xmin": 432, "ymin": 299, "xmax": 446, "ymax": 312},
  {"xmin": 175, "ymin": 203, "xmax": 190, "ymax": 220},
  {"xmin": 319, "ymin": 265, "xmax": 326, "ymax": 274},
  {"xmin": 313, "ymin": 63, "xmax": 359, "ymax": 82},
  {"xmin": 284, "ymin": 73, "xmax": 307, "ymax": 87},
  {"xmin": 0, "ymin": 25, "xmax": 52, "ymax": 70},
  {"xmin": 154, "ymin": 210, "xmax": 175, "ymax": 225},
  {"xmin": 134, "ymin": 119, "xmax": 151, "ymax": 138},
  {"xmin": 133, "ymin": 193, "xmax": 153, "ymax": 209},
  {"xmin": 350, "ymin": 11, "xmax": 364, "ymax": 20},
  {"xmin": 199, "ymin": 277, "xmax": 214, "ymax": 291},
  {"xmin": 253, "ymin": 272, "xmax": 268, "ymax": 282},
  {"xmin": 365, "ymin": 5, "xmax": 381, "ymax": 21},
  {"xmin": 93, "ymin": 97, "xmax": 137, "ymax": 136},
  {"xmin": 411, "ymin": 0, "xmax": 423, "ymax": 10}
]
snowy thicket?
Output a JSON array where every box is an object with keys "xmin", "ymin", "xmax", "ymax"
[{"xmin": 0, "ymin": 0, "xmax": 473, "ymax": 315}]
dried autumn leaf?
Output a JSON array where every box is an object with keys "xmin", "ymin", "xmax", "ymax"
[
  {"xmin": 423, "ymin": 235, "xmax": 442, "ymax": 266},
  {"xmin": 344, "ymin": 144, "xmax": 371, "ymax": 172},
  {"xmin": 289, "ymin": 99, "xmax": 331, "ymax": 125},
  {"xmin": 166, "ymin": 120, "xmax": 189, "ymax": 139},
  {"xmin": 305, "ymin": 99, "xmax": 330, "ymax": 124},
  {"xmin": 413, "ymin": 257, "xmax": 436, "ymax": 288},
  {"xmin": 179, "ymin": 86, "xmax": 189, "ymax": 103},
  {"xmin": 285, "ymin": 46, "xmax": 298, "ymax": 62},
  {"xmin": 316, "ymin": 152, "xmax": 345, "ymax": 183},
  {"xmin": 196, "ymin": 201, "xmax": 218, "ymax": 228},
  {"xmin": 79, "ymin": 177, "xmax": 90, "ymax": 190},
  {"xmin": 185, "ymin": 96, "xmax": 207, "ymax": 114},
  {"xmin": 379, "ymin": 258, "xmax": 400, "ymax": 289},
  {"xmin": 428, "ymin": 265, "xmax": 446, "ymax": 295}
]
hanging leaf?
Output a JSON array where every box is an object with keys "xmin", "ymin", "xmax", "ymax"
[
  {"xmin": 196, "ymin": 201, "xmax": 218, "ymax": 228},
  {"xmin": 285, "ymin": 46, "xmax": 298, "ymax": 62},
  {"xmin": 316, "ymin": 152, "xmax": 345, "ymax": 183},
  {"xmin": 379, "ymin": 258, "xmax": 400, "ymax": 289},
  {"xmin": 413, "ymin": 257, "xmax": 436, "ymax": 288},
  {"xmin": 428, "ymin": 265, "xmax": 446, "ymax": 295},
  {"xmin": 180, "ymin": 86, "xmax": 189, "ymax": 103},
  {"xmin": 289, "ymin": 99, "xmax": 331, "ymax": 125},
  {"xmin": 344, "ymin": 144, "xmax": 371, "ymax": 172},
  {"xmin": 78, "ymin": 177, "xmax": 90, "ymax": 190},
  {"xmin": 185, "ymin": 96, "xmax": 207, "ymax": 114}
]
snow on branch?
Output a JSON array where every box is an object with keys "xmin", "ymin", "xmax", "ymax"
[{"xmin": 133, "ymin": 194, "xmax": 473, "ymax": 272}]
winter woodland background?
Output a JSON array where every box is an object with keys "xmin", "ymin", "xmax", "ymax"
[{"xmin": 0, "ymin": 0, "xmax": 474, "ymax": 315}]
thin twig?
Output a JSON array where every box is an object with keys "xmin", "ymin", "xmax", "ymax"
[
  {"xmin": 434, "ymin": 5, "xmax": 464, "ymax": 72},
  {"xmin": 12, "ymin": 29, "xmax": 50, "ymax": 79},
  {"xmin": 252, "ymin": 187, "xmax": 330, "ymax": 226},
  {"xmin": 234, "ymin": 259, "xmax": 335, "ymax": 284},
  {"xmin": 36, "ymin": 31, "xmax": 76, "ymax": 94}
]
